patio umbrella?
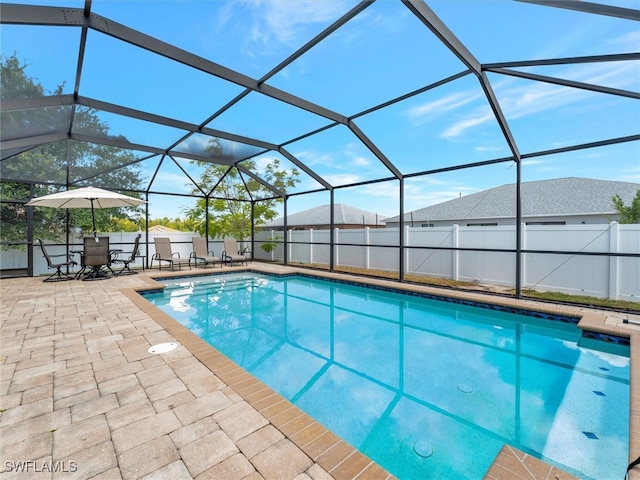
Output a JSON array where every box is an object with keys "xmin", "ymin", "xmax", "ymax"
[{"xmin": 26, "ymin": 186, "xmax": 146, "ymax": 237}]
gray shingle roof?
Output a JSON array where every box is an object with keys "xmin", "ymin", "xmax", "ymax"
[
  {"xmin": 384, "ymin": 177, "xmax": 640, "ymax": 223},
  {"xmin": 266, "ymin": 204, "xmax": 386, "ymax": 227}
]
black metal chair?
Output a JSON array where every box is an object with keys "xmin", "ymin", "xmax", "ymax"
[
  {"xmin": 82, "ymin": 236, "xmax": 112, "ymax": 280},
  {"xmin": 111, "ymin": 234, "xmax": 142, "ymax": 275},
  {"xmin": 36, "ymin": 238, "xmax": 77, "ymax": 282}
]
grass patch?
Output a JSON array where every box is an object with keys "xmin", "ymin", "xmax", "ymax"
[{"xmin": 518, "ymin": 289, "xmax": 640, "ymax": 312}]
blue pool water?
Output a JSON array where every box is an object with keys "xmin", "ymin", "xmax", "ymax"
[{"xmin": 141, "ymin": 272, "xmax": 630, "ymax": 480}]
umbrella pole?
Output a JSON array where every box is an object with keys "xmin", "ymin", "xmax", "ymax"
[{"xmin": 91, "ymin": 199, "xmax": 97, "ymax": 238}]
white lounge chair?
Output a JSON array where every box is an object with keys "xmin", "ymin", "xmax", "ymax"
[
  {"xmin": 222, "ymin": 238, "xmax": 248, "ymax": 266},
  {"xmin": 190, "ymin": 237, "xmax": 222, "ymax": 268},
  {"xmin": 151, "ymin": 237, "xmax": 191, "ymax": 271}
]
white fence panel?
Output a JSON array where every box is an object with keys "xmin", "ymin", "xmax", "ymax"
[
  {"xmin": 458, "ymin": 251, "xmax": 516, "ymax": 286},
  {"xmin": 310, "ymin": 230, "xmax": 331, "ymax": 266},
  {"xmin": 525, "ymin": 224, "xmax": 611, "ymax": 252},
  {"xmin": 616, "ymin": 225, "xmax": 640, "ymax": 302},
  {"xmin": 289, "ymin": 230, "xmax": 311, "ymax": 264},
  {"xmin": 254, "ymin": 231, "xmax": 282, "ymax": 262},
  {"xmin": 405, "ymin": 226, "xmax": 454, "ymax": 278},
  {"xmin": 458, "ymin": 226, "xmax": 516, "ymax": 249},
  {"xmin": 0, "ymin": 249, "xmax": 26, "ymax": 270},
  {"xmin": 523, "ymin": 252, "xmax": 610, "ymax": 298},
  {"xmin": 335, "ymin": 229, "xmax": 367, "ymax": 269},
  {"xmin": 367, "ymin": 228, "xmax": 400, "ymax": 272}
]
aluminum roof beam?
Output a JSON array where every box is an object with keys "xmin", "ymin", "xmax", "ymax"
[
  {"xmin": 484, "ymin": 52, "xmax": 640, "ymax": 69},
  {"xmin": 279, "ymin": 148, "xmax": 333, "ymax": 192},
  {"xmin": 402, "ymin": 0, "xmax": 481, "ymax": 75},
  {"xmin": 487, "ymin": 68, "xmax": 640, "ymax": 100},
  {"xmin": 1, "ymin": 95, "xmax": 76, "ymax": 112},
  {"xmin": 0, "ymin": 133, "xmax": 69, "ymax": 153},
  {"xmin": 515, "ymin": 0, "xmax": 640, "ymax": 21}
]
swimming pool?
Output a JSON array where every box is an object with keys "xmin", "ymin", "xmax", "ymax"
[{"xmin": 141, "ymin": 272, "xmax": 630, "ymax": 479}]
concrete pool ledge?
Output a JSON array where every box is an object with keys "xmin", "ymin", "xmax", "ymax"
[{"xmin": 1, "ymin": 264, "xmax": 637, "ymax": 479}]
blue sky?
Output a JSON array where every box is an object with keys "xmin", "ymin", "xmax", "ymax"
[{"xmin": 3, "ymin": 0, "xmax": 639, "ymax": 220}]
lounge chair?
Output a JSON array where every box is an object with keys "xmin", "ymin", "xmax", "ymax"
[
  {"xmin": 82, "ymin": 236, "xmax": 113, "ymax": 280},
  {"xmin": 151, "ymin": 237, "xmax": 191, "ymax": 271},
  {"xmin": 190, "ymin": 237, "xmax": 222, "ymax": 268},
  {"xmin": 111, "ymin": 234, "xmax": 142, "ymax": 275},
  {"xmin": 36, "ymin": 238, "xmax": 77, "ymax": 282},
  {"xmin": 222, "ymin": 238, "xmax": 248, "ymax": 266}
]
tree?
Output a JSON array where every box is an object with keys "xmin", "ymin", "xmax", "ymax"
[
  {"xmin": 1, "ymin": 54, "xmax": 144, "ymax": 244},
  {"xmin": 184, "ymin": 157, "xmax": 299, "ymax": 240},
  {"xmin": 612, "ymin": 189, "xmax": 640, "ymax": 224}
]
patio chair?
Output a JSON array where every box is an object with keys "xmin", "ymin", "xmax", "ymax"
[
  {"xmin": 82, "ymin": 236, "xmax": 113, "ymax": 280},
  {"xmin": 111, "ymin": 234, "xmax": 142, "ymax": 275},
  {"xmin": 222, "ymin": 238, "xmax": 248, "ymax": 267},
  {"xmin": 190, "ymin": 237, "xmax": 222, "ymax": 268},
  {"xmin": 36, "ymin": 239, "xmax": 77, "ymax": 282},
  {"xmin": 151, "ymin": 237, "xmax": 191, "ymax": 271}
]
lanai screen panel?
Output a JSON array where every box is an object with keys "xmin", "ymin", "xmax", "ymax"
[
  {"xmin": 90, "ymin": 0, "xmax": 359, "ymax": 79},
  {"xmin": 1, "ymin": 24, "xmax": 79, "ymax": 97},
  {"xmin": 429, "ymin": 0, "xmax": 637, "ymax": 60},
  {"xmin": 80, "ymin": 30, "xmax": 246, "ymax": 124},
  {"xmin": 204, "ymin": 91, "xmax": 334, "ymax": 146},
  {"xmin": 354, "ymin": 74, "xmax": 515, "ymax": 175},
  {"xmin": 285, "ymin": 123, "xmax": 396, "ymax": 188},
  {"xmin": 267, "ymin": 1, "xmax": 470, "ymax": 117}
]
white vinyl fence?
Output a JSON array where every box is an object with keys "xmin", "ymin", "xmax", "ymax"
[{"xmin": 255, "ymin": 222, "xmax": 640, "ymax": 302}]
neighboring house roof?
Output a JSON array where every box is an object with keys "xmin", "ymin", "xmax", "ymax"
[
  {"xmin": 148, "ymin": 225, "xmax": 181, "ymax": 233},
  {"xmin": 384, "ymin": 177, "xmax": 640, "ymax": 223},
  {"xmin": 266, "ymin": 204, "xmax": 386, "ymax": 228}
]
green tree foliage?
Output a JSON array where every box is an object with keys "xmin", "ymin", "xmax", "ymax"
[
  {"xmin": 612, "ymin": 189, "xmax": 640, "ymax": 224},
  {"xmin": 184, "ymin": 156, "xmax": 299, "ymax": 240},
  {"xmin": 1, "ymin": 54, "xmax": 144, "ymax": 245}
]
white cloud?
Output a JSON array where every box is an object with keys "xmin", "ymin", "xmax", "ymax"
[
  {"xmin": 420, "ymin": 57, "xmax": 638, "ymax": 142},
  {"xmin": 605, "ymin": 30, "xmax": 640, "ymax": 51},
  {"xmin": 405, "ymin": 91, "xmax": 481, "ymax": 126},
  {"xmin": 324, "ymin": 173, "xmax": 361, "ymax": 186},
  {"xmin": 521, "ymin": 159, "xmax": 545, "ymax": 167},
  {"xmin": 351, "ymin": 156, "xmax": 370, "ymax": 167},
  {"xmin": 441, "ymin": 108, "xmax": 494, "ymax": 140},
  {"xmin": 246, "ymin": 1, "xmax": 351, "ymax": 46}
]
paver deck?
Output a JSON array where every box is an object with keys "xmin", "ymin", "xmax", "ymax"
[{"xmin": 1, "ymin": 263, "xmax": 638, "ymax": 479}]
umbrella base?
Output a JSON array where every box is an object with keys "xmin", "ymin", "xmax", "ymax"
[{"xmin": 81, "ymin": 266, "xmax": 111, "ymax": 281}]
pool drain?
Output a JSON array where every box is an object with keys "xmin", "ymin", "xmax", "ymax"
[
  {"xmin": 413, "ymin": 440, "xmax": 433, "ymax": 458},
  {"xmin": 457, "ymin": 382, "xmax": 473, "ymax": 393},
  {"xmin": 148, "ymin": 342, "xmax": 178, "ymax": 354}
]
